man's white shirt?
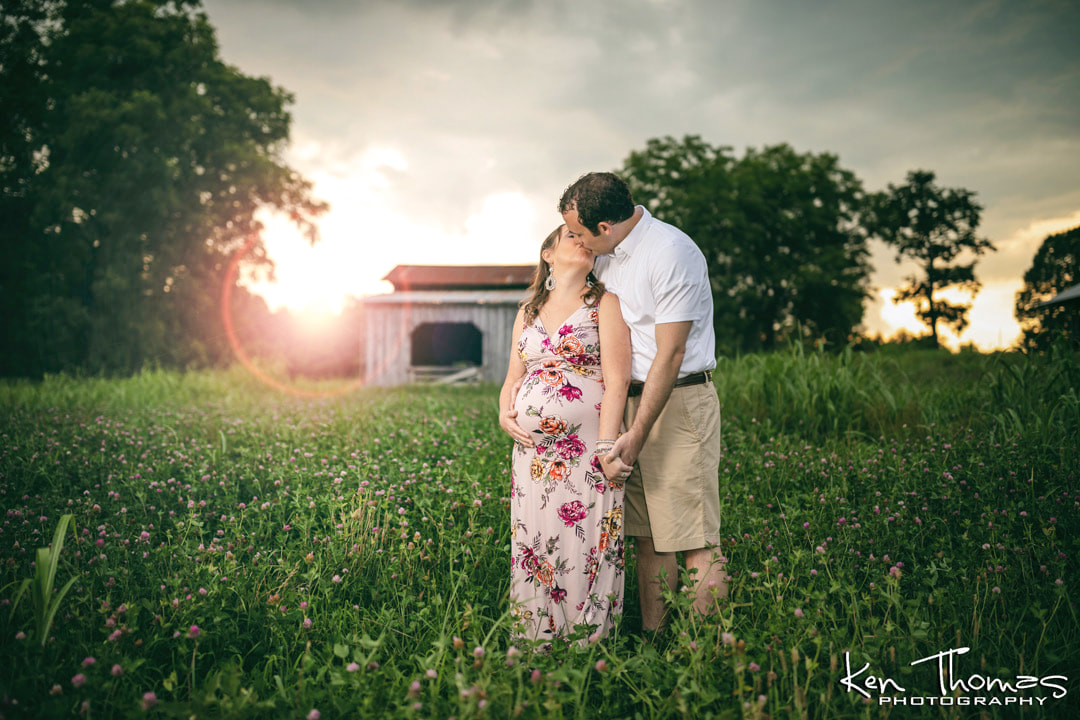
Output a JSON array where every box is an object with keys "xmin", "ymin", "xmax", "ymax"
[{"xmin": 592, "ymin": 206, "xmax": 716, "ymax": 382}]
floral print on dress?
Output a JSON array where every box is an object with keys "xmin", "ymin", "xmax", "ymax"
[{"xmin": 509, "ymin": 302, "xmax": 625, "ymax": 646}]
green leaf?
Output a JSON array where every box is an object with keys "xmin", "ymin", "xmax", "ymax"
[
  {"xmin": 9, "ymin": 578, "xmax": 30, "ymax": 622},
  {"xmin": 46, "ymin": 514, "xmax": 73, "ymax": 599},
  {"xmin": 40, "ymin": 576, "xmax": 77, "ymax": 645}
]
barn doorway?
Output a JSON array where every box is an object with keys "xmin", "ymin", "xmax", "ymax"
[{"xmin": 410, "ymin": 323, "xmax": 482, "ymax": 376}]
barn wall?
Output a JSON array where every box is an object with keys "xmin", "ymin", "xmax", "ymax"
[{"xmin": 363, "ymin": 302, "xmax": 519, "ymax": 386}]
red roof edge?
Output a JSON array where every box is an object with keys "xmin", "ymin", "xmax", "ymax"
[{"xmin": 383, "ymin": 264, "xmax": 536, "ymax": 291}]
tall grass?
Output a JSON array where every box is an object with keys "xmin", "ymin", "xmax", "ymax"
[
  {"xmin": 714, "ymin": 344, "xmax": 921, "ymax": 440},
  {"xmin": 1, "ymin": 363, "xmax": 375, "ymax": 414},
  {"xmin": 0, "ymin": 348, "xmax": 1076, "ymax": 718},
  {"xmin": 715, "ymin": 345, "xmax": 1078, "ymax": 453}
]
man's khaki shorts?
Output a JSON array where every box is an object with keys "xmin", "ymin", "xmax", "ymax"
[{"xmin": 624, "ymin": 382, "xmax": 722, "ymax": 553}]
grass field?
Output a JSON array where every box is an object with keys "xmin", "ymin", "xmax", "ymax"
[{"xmin": 1, "ymin": 347, "xmax": 1078, "ymax": 718}]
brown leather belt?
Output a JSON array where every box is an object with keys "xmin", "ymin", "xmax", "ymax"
[{"xmin": 627, "ymin": 370, "xmax": 713, "ymax": 397}]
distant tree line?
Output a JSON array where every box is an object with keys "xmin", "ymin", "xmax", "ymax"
[{"xmin": 619, "ymin": 136, "xmax": 997, "ymax": 354}]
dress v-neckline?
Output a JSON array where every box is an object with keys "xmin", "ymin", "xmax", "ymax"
[{"xmin": 536, "ymin": 302, "xmax": 587, "ymax": 337}]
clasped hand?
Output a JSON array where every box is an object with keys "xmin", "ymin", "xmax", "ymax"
[{"xmin": 600, "ymin": 429, "xmax": 642, "ymax": 481}]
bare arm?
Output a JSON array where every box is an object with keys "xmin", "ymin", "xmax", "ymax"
[
  {"xmin": 607, "ymin": 320, "xmax": 691, "ymax": 467},
  {"xmin": 498, "ymin": 306, "xmax": 533, "ymax": 447},
  {"xmin": 597, "ymin": 293, "xmax": 631, "ymax": 445}
]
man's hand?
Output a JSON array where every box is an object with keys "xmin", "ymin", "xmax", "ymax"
[
  {"xmin": 499, "ymin": 408, "xmax": 534, "ymax": 447},
  {"xmin": 605, "ymin": 427, "xmax": 644, "ymax": 472}
]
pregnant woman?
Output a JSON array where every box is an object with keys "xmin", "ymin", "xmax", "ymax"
[{"xmin": 499, "ymin": 224, "xmax": 631, "ymax": 646}]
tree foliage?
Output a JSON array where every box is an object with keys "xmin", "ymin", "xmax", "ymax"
[
  {"xmin": 867, "ymin": 170, "xmax": 994, "ymax": 348},
  {"xmin": 621, "ymin": 136, "xmax": 871, "ymax": 353},
  {"xmin": 0, "ymin": 0, "xmax": 325, "ymax": 377},
  {"xmin": 1015, "ymin": 225, "xmax": 1080, "ymax": 352}
]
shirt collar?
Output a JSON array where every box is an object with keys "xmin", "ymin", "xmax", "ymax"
[{"xmin": 612, "ymin": 205, "xmax": 651, "ymax": 260}]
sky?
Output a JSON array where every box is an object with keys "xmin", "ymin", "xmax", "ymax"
[{"xmin": 202, "ymin": 0, "xmax": 1080, "ymax": 350}]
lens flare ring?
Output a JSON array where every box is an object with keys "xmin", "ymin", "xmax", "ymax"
[{"xmin": 220, "ymin": 235, "xmax": 374, "ymax": 398}]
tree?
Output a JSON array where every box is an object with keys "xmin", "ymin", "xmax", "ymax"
[
  {"xmin": 1015, "ymin": 225, "xmax": 1080, "ymax": 352},
  {"xmin": 0, "ymin": 0, "xmax": 325, "ymax": 376},
  {"xmin": 867, "ymin": 170, "xmax": 994, "ymax": 348},
  {"xmin": 621, "ymin": 136, "xmax": 871, "ymax": 353}
]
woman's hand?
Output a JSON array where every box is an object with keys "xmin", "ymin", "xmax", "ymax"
[
  {"xmin": 499, "ymin": 407, "xmax": 534, "ymax": 447},
  {"xmin": 600, "ymin": 453, "xmax": 632, "ymax": 482}
]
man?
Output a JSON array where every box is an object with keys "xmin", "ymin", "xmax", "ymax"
[{"xmin": 559, "ymin": 171, "xmax": 727, "ymax": 632}]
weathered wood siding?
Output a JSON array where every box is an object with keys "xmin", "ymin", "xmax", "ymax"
[{"xmin": 362, "ymin": 301, "xmax": 518, "ymax": 386}]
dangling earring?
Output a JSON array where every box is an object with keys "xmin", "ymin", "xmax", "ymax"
[
  {"xmin": 586, "ymin": 275, "xmax": 595, "ymax": 288},
  {"xmin": 545, "ymin": 272, "xmax": 556, "ymax": 291}
]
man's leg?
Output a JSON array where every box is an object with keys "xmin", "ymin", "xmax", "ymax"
[
  {"xmin": 683, "ymin": 384, "xmax": 725, "ymax": 614},
  {"xmin": 635, "ymin": 535, "xmax": 678, "ymax": 631},
  {"xmin": 686, "ymin": 546, "xmax": 729, "ymax": 615}
]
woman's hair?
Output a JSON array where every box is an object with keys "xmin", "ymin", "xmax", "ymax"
[{"xmin": 521, "ymin": 224, "xmax": 605, "ymax": 325}]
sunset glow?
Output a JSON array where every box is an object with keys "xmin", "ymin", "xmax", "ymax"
[
  {"xmin": 242, "ymin": 143, "xmax": 547, "ymax": 315},
  {"xmin": 248, "ymin": 188, "xmax": 1072, "ymax": 352},
  {"xmin": 245, "ymin": 186, "xmax": 1073, "ymax": 351},
  {"xmin": 871, "ymin": 284, "xmax": 1023, "ymax": 351},
  {"xmin": 222, "ymin": 234, "xmax": 365, "ymax": 397},
  {"xmin": 863, "ymin": 209, "xmax": 1080, "ymax": 350}
]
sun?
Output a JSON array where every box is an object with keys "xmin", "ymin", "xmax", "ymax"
[
  {"xmin": 243, "ymin": 197, "xmax": 543, "ymax": 315},
  {"xmin": 240, "ymin": 140, "xmax": 546, "ymax": 315},
  {"xmin": 241, "ymin": 210, "xmax": 389, "ymax": 314},
  {"xmin": 240, "ymin": 144, "xmax": 415, "ymax": 313}
]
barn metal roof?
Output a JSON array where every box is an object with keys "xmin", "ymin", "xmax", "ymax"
[
  {"xmin": 1039, "ymin": 282, "xmax": 1080, "ymax": 307},
  {"xmin": 358, "ymin": 289, "xmax": 527, "ymax": 306},
  {"xmin": 383, "ymin": 264, "xmax": 535, "ymax": 291}
]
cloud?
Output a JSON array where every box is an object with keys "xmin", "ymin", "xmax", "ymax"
[
  {"xmin": 980, "ymin": 207, "xmax": 1080, "ymax": 280},
  {"xmin": 203, "ymin": 0, "xmax": 1080, "ymax": 346}
]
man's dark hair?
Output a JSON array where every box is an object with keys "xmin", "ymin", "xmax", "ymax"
[{"xmin": 558, "ymin": 172, "xmax": 635, "ymax": 234}]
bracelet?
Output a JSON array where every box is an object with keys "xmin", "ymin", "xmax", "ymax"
[{"xmin": 596, "ymin": 439, "xmax": 617, "ymax": 444}]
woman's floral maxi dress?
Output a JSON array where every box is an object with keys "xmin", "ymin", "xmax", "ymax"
[{"xmin": 509, "ymin": 300, "xmax": 625, "ymax": 644}]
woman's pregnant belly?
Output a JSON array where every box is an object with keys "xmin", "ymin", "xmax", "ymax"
[{"xmin": 514, "ymin": 365, "xmax": 603, "ymax": 441}]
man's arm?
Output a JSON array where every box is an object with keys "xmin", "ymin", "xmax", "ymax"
[{"xmin": 606, "ymin": 320, "xmax": 691, "ymax": 468}]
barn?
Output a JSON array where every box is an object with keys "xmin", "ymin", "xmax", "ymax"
[{"xmin": 358, "ymin": 264, "xmax": 535, "ymax": 386}]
